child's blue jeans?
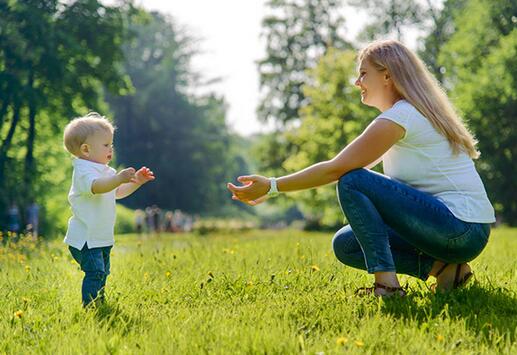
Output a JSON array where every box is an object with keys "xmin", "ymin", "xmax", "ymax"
[
  {"xmin": 69, "ymin": 244, "xmax": 112, "ymax": 307},
  {"xmin": 332, "ymin": 169, "xmax": 491, "ymax": 280}
]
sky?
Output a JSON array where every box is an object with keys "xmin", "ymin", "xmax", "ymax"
[{"xmin": 134, "ymin": 1, "xmax": 414, "ymax": 136}]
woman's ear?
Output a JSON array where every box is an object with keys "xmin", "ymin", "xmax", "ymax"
[
  {"xmin": 384, "ymin": 72, "xmax": 393, "ymax": 87},
  {"xmin": 384, "ymin": 72, "xmax": 391, "ymax": 81}
]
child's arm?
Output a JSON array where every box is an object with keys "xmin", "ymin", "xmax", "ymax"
[
  {"xmin": 116, "ymin": 167, "xmax": 155, "ymax": 199},
  {"xmin": 92, "ymin": 167, "xmax": 136, "ymax": 194}
]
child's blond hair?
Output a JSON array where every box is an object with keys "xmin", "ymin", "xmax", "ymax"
[{"xmin": 63, "ymin": 112, "xmax": 115, "ymax": 156}]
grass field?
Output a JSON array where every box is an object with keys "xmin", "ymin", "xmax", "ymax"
[{"xmin": 1, "ymin": 227, "xmax": 517, "ymax": 354}]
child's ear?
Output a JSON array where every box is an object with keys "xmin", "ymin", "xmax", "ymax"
[{"xmin": 80, "ymin": 143, "xmax": 89, "ymax": 156}]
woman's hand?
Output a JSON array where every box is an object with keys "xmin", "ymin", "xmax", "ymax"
[{"xmin": 227, "ymin": 175, "xmax": 270, "ymax": 205}]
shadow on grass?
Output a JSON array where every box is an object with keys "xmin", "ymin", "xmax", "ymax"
[
  {"xmin": 92, "ymin": 302, "xmax": 145, "ymax": 336},
  {"xmin": 381, "ymin": 282, "xmax": 517, "ymax": 342}
]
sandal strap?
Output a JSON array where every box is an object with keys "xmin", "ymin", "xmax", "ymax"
[
  {"xmin": 435, "ymin": 262, "xmax": 449, "ymax": 278},
  {"xmin": 355, "ymin": 283, "xmax": 407, "ymax": 296},
  {"xmin": 453, "ymin": 264, "xmax": 462, "ymax": 288},
  {"xmin": 453, "ymin": 264, "xmax": 473, "ymax": 289},
  {"xmin": 373, "ymin": 282, "xmax": 405, "ymax": 292}
]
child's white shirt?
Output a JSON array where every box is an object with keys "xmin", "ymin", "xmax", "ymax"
[{"xmin": 64, "ymin": 158, "xmax": 117, "ymax": 249}]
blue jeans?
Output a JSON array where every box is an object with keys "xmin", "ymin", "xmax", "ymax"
[
  {"xmin": 69, "ymin": 244, "xmax": 112, "ymax": 306},
  {"xmin": 332, "ymin": 169, "xmax": 490, "ymax": 280}
]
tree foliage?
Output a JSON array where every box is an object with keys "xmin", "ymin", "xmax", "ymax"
[
  {"xmin": 107, "ymin": 11, "xmax": 248, "ymax": 214},
  {"xmin": 257, "ymin": 0, "xmax": 351, "ymax": 125},
  {"xmin": 0, "ymin": 0, "xmax": 130, "ymax": 233}
]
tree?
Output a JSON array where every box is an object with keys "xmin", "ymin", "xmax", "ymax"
[
  {"xmin": 0, "ymin": 0, "xmax": 130, "ymax": 232},
  {"xmin": 418, "ymin": 0, "xmax": 467, "ymax": 83},
  {"xmin": 107, "ymin": 11, "xmax": 248, "ymax": 214},
  {"xmin": 348, "ymin": 0, "xmax": 425, "ymax": 42},
  {"xmin": 257, "ymin": 0, "xmax": 351, "ymax": 125}
]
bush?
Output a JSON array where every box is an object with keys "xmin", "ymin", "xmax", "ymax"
[{"xmin": 115, "ymin": 204, "xmax": 135, "ymax": 234}]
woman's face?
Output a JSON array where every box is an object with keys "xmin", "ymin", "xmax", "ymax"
[{"xmin": 355, "ymin": 58, "xmax": 393, "ymax": 111}]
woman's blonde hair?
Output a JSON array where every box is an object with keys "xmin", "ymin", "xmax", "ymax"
[
  {"xmin": 358, "ymin": 39, "xmax": 479, "ymax": 159},
  {"xmin": 63, "ymin": 112, "xmax": 115, "ymax": 156}
]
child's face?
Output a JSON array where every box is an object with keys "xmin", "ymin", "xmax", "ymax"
[{"xmin": 81, "ymin": 130, "xmax": 114, "ymax": 165}]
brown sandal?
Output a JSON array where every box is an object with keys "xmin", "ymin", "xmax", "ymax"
[
  {"xmin": 431, "ymin": 263, "xmax": 474, "ymax": 292},
  {"xmin": 454, "ymin": 264, "xmax": 474, "ymax": 288},
  {"xmin": 355, "ymin": 282, "xmax": 407, "ymax": 298}
]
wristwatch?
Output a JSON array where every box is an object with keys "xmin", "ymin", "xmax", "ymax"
[{"xmin": 267, "ymin": 177, "xmax": 280, "ymax": 197}]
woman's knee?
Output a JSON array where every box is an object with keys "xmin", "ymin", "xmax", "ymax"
[
  {"xmin": 332, "ymin": 226, "xmax": 359, "ymax": 258},
  {"xmin": 337, "ymin": 168, "xmax": 368, "ymax": 191}
]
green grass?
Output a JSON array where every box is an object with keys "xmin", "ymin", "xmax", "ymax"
[{"xmin": 1, "ymin": 227, "xmax": 517, "ymax": 354}]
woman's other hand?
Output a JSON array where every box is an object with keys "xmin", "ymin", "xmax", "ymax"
[{"xmin": 227, "ymin": 175, "xmax": 270, "ymax": 205}]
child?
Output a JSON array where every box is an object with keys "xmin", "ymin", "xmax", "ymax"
[{"xmin": 63, "ymin": 112, "xmax": 155, "ymax": 307}]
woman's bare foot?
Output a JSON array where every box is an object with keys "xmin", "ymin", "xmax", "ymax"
[{"xmin": 432, "ymin": 262, "xmax": 472, "ymax": 292}]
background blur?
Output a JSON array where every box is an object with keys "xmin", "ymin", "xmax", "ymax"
[{"xmin": 1, "ymin": 0, "xmax": 516, "ymax": 238}]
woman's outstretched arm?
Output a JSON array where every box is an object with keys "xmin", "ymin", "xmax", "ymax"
[{"xmin": 228, "ymin": 118, "xmax": 405, "ymax": 204}]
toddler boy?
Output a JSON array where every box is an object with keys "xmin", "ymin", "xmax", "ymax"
[{"xmin": 63, "ymin": 112, "xmax": 154, "ymax": 307}]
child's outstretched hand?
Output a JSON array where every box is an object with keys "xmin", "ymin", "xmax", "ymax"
[
  {"xmin": 134, "ymin": 166, "xmax": 155, "ymax": 185},
  {"xmin": 117, "ymin": 167, "xmax": 136, "ymax": 183}
]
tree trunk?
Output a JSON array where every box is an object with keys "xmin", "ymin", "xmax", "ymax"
[
  {"xmin": 24, "ymin": 71, "xmax": 36, "ymax": 199},
  {"xmin": 0, "ymin": 102, "xmax": 21, "ymax": 184},
  {"xmin": 0, "ymin": 97, "xmax": 10, "ymax": 133}
]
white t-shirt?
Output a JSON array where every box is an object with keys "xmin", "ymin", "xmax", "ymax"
[
  {"xmin": 64, "ymin": 158, "xmax": 117, "ymax": 249},
  {"xmin": 377, "ymin": 100, "xmax": 495, "ymax": 223}
]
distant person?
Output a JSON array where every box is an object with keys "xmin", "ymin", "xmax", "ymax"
[
  {"xmin": 134, "ymin": 209, "xmax": 145, "ymax": 235},
  {"xmin": 25, "ymin": 201, "xmax": 40, "ymax": 238},
  {"xmin": 63, "ymin": 112, "xmax": 155, "ymax": 307},
  {"xmin": 7, "ymin": 203, "xmax": 21, "ymax": 237},
  {"xmin": 183, "ymin": 214, "xmax": 193, "ymax": 233},
  {"xmin": 173, "ymin": 209, "xmax": 184, "ymax": 232},
  {"xmin": 228, "ymin": 40, "xmax": 495, "ymax": 297},
  {"xmin": 145, "ymin": 206, "xmax": 155, "ymax": 234},
  {"xmin": 152, "ymin": 205, "xmax": 162, "ymax": 235},
  {"xmin": 163, "ymin": 211, "xmax": 174, "ymax": 232}
]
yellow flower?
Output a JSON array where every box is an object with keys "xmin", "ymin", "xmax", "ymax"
[
  {"xmin": 311, "ymin": 265, "xmax": 320, "ymax": 272},
  {"xmin": 14, "ymin": 310, "xmax": 23, "ymax": 319},
  {"xmin": 437, "ymin": 335, "xmax": 444, "ymax": 341},
  {"xmin": 336, "ymin": 337, "xmax": 348, "ymax": 346},
  {"xmin": 165, "ymin": 271, "xmax": 172, "ymax": 278},
  {"xmin": 25, "ymin": 265, "xmax": 31, "ymax": 273},
  {"xmin": 246, "ymin": 280, "xmax": 253, "ymax": 287},
  {"xmin": 355, "ymin": 340, "xmax": 364, "ymax": 347},
  {"xmin": 144, "ymin": 272, "xmax": 149, "ymax": 280}
]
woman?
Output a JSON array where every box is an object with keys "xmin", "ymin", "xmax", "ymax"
[{"xmin": 227, "ymin": 40, "xmax": 495, "ymax": 297}]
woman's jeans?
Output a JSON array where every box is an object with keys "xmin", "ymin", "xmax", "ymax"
[
  {"xmin": 332, "ymin": 169, "xmax": 490, "ymax": 280},
  {"xmin": 69, "ymin": 244, "xmax": 112, "ymax": 306}
]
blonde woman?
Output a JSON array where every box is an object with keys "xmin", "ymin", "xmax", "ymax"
[{"xmin": 227, "ymin": 40, "xmax": 495, "ymax": 297}]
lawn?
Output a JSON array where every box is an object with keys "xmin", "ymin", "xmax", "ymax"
[{"xmin": 1, "ymin": 227, "xmax": 516, "ymax": 354}]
